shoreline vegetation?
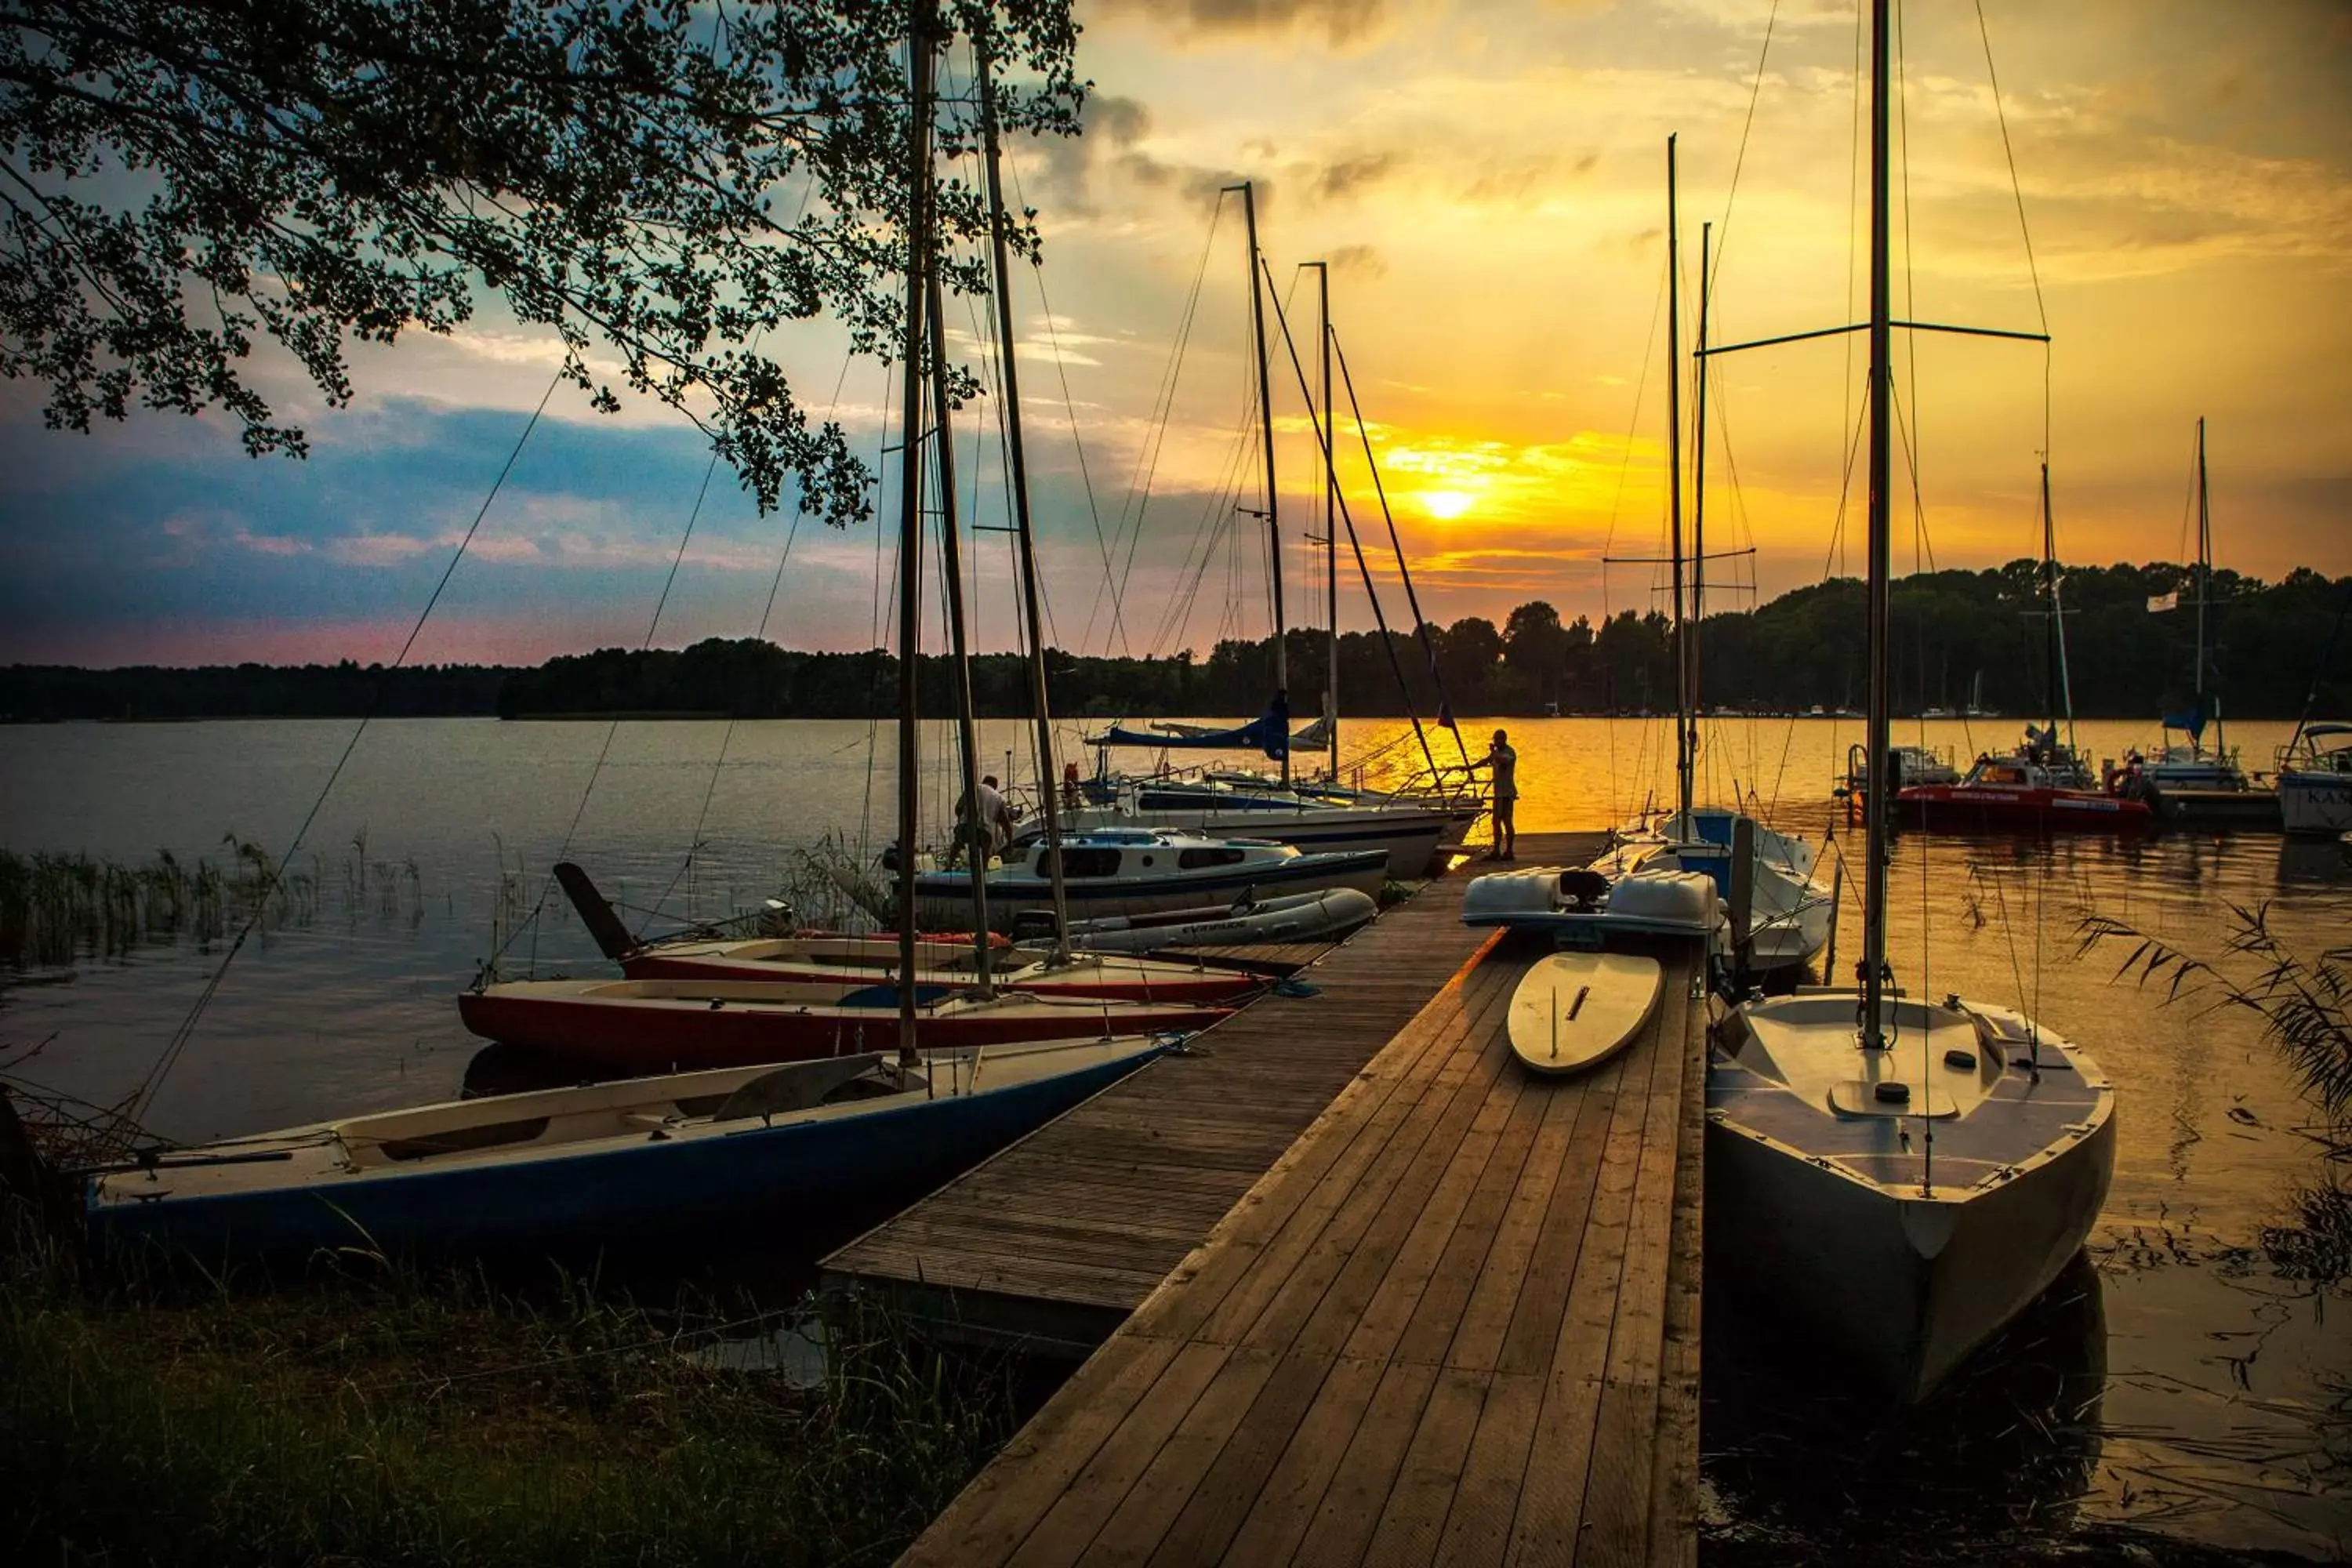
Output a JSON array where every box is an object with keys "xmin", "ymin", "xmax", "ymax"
[
  {"xmin": 0, "ymin": 1238, "xmax": 1015, "ymax": 1568},
  {"xmin": 3, "ymin": 561, "xmax": 2344, "ymax": 726}
]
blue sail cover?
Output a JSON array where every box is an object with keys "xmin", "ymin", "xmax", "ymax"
[
  {"xmin": 2161, "ymin": 695, "xmax": 2210, "ymax": 741},
  {"xmin": 1095, "ymin": 694, "xmax": 1291, "ymax": 760}
]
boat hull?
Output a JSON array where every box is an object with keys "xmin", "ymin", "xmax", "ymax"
[
  {"xmin": 2140, "ymin": 782, "xmax": 2282, "ymax": 829},
  {"xmin": 621, "ymin": 946, "xmax": 1260, "ymax": 1006},
  {"xmin": 456, "ymin": 985, "xmax": 1218, "ymax": 1071},
  {"xmin": 913, "ymin": 848, "xmax": 1387, "ymax": 931},
  {"xmin": 1058, "ymin": 804, "xmax": 1448, "ymax": 879},
  {"xmin": 89, "ymin": 1049, "xmax": 1157, "ymax": 1260},
  {"xmin": 1894, "ymin": 783, "xmax": 2154, "ymax": 833},
  {"xmin": 2280, "ymin": 769, "xmax": 2352, "ymax": 837},
  {"xmin": 1706, "ymin": 1107, "xmax": 2116, "ymax": 1401}
]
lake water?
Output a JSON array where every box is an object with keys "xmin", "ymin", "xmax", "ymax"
[{"xmin": 2, "ymin": 713, "xmax": 2346, "ymax": 1561}]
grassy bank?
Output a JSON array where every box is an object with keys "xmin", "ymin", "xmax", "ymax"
[{"xmin": 0, "ymin": 1247, "xmax": 1011, "ymax": 1566}]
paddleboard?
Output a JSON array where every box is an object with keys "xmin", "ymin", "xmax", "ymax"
[{"xmin": 1506, "ymin": 952, "xmax": 1663, "ymax": 1076}]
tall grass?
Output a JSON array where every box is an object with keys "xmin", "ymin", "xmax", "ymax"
[
  {"xmin": 0, "ymin": 837, "xmax": 326, "ymax": 968},
  {"xmin": 0, "ymin": 1246, "xmax": 1014, "ymax": 1567}
]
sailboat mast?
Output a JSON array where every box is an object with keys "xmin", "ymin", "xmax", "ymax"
[
  {"xmin": 975, "ymin": 24, "xmax": 1073, "ymax": 963},
  {"xmin": 2197, "ymin": 415, "xmax": 2217, "ymax": 756},
  {"xmin": 1693, "ymin": 219, "xmax": 1711, "ymax": 738},
  {"xmin": 1236, "ymin": 180, "xmax": 1289, "ymax": 786},
  {"xmin": 2042, "ymin": 461, "xmax": 2077, "ymax": 753},
  {"xmin": 1860, "ymin": 0, "xmax": 1893, "ymax": 1047},
  {"xmin": 1665, "ymin": 135, "xmax": 1693, "ymax": 829},
  {"xmin": 1319, "ymin": 261, "xmax": 1338, "ymax": 781},
  {"xmin": 927, "ymin": 264, "xmax": 995, "ymax": 994},
  {"xmin": 894, "ymin": 1, "xmax": 935, "ymax": 1066}
]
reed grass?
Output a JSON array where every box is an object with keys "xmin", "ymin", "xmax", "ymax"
[{"xmin": 0, "ymin": 1244, "xmax": 1012, "ymax": 1567}]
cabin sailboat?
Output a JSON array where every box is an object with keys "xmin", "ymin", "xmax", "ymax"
[{"xmin": 1705, "ymin": 0, "xmax": 2115, "ymax": 1402}]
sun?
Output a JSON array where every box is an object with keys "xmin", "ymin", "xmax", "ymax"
[{"xmin": 1421, "ymin": 489, "xmax": 1475, "ymax": 521}]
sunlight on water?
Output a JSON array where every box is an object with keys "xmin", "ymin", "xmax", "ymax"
[{"xmin": 2, "ymin": 714, "xmax": 2346, "ymax": 1559}]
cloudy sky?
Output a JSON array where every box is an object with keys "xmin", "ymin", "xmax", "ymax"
[{"xmin": 5, "ymin": 0, "xmax": 2348, "ymax": 668}]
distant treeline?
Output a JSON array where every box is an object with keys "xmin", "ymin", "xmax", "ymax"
[{"xmin": 6, "ymin": 561, "xmax": 2347, "ymax": 723}]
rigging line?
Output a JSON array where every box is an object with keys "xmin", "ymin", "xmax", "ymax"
[
  {"xmin": 1003, "ymin": 142, "xmax": 1149, "ymax": 660},
  {"xmin": 1330, "ymin": 328, "xmax": 1463, "ymax": 768},
  {"xmin": 1257, "ymin": 290, "xmax": 1441, "ymax": 781},
  {"xmin": 1600, "ymin": 245, "xmax": 1670, "ymax": 815},
  {"xmin": 1841, "ymin": 0, "xmax": 1866, "ymax": 585},
  {"xmin": 859, "ymin": 359, "xmax": 899, "ymax": 866},
  {"xmin": 1710, "ymin": 0, "xmax": 1783, "ymax": 296},
  {"xmin": 1819, "ymin": 392, "xmax": 1871, "ymax": 580},
  {"xmin": 132, "ymin": 369, "xmax": 562, "ymax": 1124},
  {"xmin": 1973, "ymin": 0, "xmax": 2049, "ymax": 338},
  {"xmin": 1149, "ymin": 406, "xmax": 1254, "ymax": 658},
  {"xmin": 1108, "ymin": 216, "xmax": 1225, "ymax": 655},
  {"xmin": 1896, "ymin": 0, "xmax": 1936, "ymax": 582},
  {"xmin": 647, "ymin": 350, "xmax": 859, "ymax": 932}
]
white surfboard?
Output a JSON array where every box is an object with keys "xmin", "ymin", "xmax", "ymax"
[{"xmin": 1506, "ymin": 952, "xmax": 1664, "ymax": 1076}]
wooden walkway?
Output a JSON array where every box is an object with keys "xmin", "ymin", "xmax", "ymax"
[
  {"xmin": 895, "ymin": 922, "xmax": 1707, "ymax": 1567},
  {"xmin": 822, "ymin": 833, "xmax": 1606, "ymax": 1354}
]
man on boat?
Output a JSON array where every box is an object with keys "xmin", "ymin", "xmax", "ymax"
[
  {"xmin": 959, "ymin": 774, "xmax": 1017, "ymax": 865},
  {"xmin": 1479, "ymin": 728, "xmax": 1518, "ymax": 861}
]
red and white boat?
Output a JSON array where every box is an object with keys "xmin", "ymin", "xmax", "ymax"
[
  {"xmin": 552, "ymin": 862, "xmax": 1260, "ymax": 1007},
  {"xmin": 1894, "ymin": 754, "xmax": 2153, "ymax": 833},
  {"xmin": 456, "ymin": 975, "xmax": 1229, "ymax": 1073},
  {"xmin": 623, "ymin": 933, "xmax": 1262, "ymax": 1007}
]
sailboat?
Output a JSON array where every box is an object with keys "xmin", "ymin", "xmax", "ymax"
[
  {"xmin": 87, "ymin": 13, "xmax": 1191, "ymax": 1260},
  {"xmin": 2115, "ymin": 421, "xmax": 2274, "ymax": 826},
  {"xmin": 1062, "ymin": 185, "xmax": 1470, "ymax": 880},
  {"xmin": 1893, "ymin": 463, "xmax": 2153, "ymax": 833},
  {"xmin": 1705, "ymin": 0, "xmax": 2117, "ymax": 1403},
  {"xmin": 1471, "ymin": 137, "xmax": 1831, "ymax": 980}
]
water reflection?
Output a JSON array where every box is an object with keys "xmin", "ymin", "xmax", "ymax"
[
  {"xmin": 1704, "ymin": 1253, "xmax": 2108, "ymax": 1557},
  {"xmin": 6, "ymin": 717, "xmax": 2350, "ymax": 1560}
]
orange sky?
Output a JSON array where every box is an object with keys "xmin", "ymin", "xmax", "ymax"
[{"xmin": 4, "ymin": 0, "xmax": 2347, "ymax": 666}]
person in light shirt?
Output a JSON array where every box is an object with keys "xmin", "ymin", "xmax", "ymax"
[{"xmin": 1479, "ymin": 728, "xmax": 1517, "ymax": 861}]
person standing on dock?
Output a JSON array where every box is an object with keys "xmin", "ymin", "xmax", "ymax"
[{"xmin": 1479, "ymin": 728, "xmax": 1518, "ymax": 860}]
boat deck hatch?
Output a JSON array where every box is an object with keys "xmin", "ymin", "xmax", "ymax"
[
  {"xmin": 377, "ymin": 1116, "xmax": 552, "ymax": 1162},
  {"xmin": 1828, "ymin": 1080, "xmax": 1956, "ymax": 1119}
]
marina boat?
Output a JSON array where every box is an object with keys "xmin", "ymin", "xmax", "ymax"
[
  {"xmin": 87, "ymin": 1037, "xmax": 1170, "ymax": 1259},
  {"xmin": 1708, "ymin": 0, "xmax": 2116, "ymax": 1404},
  {"xmin": 915, "ymin": 828, "xmax": 1388, "ymax": 931},
  {"xmin": 1059, "ymin": 771, "xmax": 1457, "ymax": 880},
  {"xmin": 2278, "ymin": 722, "xmax": 2352, "ymax": 837},
  {"xmin": 1846, "ymin": 742, "xmax": 1960, "ymax": 791},
  {"xmin": 1020, "ymin": 884, "xmax": 1377, "ymax": 953},
  {"xmin": 554, "ymin": 862, "xmax": 1261, "ymax": 1006},
  {"xmin": 2120, "ymin": 417, "xmax": 2262, "ymax": 822},
  {"xmin": 456, "ymin": 974, "xmax": 1227, "ymax": 1071},
  {"xmin": 1464, "ymin": 864, "xmax": 1722, "ymax": 946},
  {"xmin": 1896, "ymin": 752, "xmax": 2154, "ymax": 833}
]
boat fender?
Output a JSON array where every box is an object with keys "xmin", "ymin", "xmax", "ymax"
[
  {"xmin": 1872, "ymin": 1080, "xmax": 1911, "ymax": 1105},
  {"xmin": 1943, "ymin": 1048, "xmax": 1976, "ymax": 1071}
]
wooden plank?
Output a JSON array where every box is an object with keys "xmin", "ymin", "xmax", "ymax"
[
  {"xmin": 1432, "ymin": 1370, "xmax": 1543, "ymax": 1566},
  {"xmin": 1291, "ymin": 1359, "xmax": 1442, "ymax": 1568},
  {"xmin": 1575, "ymin": 967, "xmax": 1693, "ymax": 1566},
  {"xmin": 1213, "ymin": 1352, "xmax": 1388, "ymax": 1567},
  {"xmin": 1440, "ymin": 1062, "xmax": 1593, "ymax": 1375},
  {"xmin": 997, "ymin": 1338, "xmax": 1234, "ymax": 1566},
  {"xmin": 898, "ymin": 1334, "xmax": 1186, "ymax": 1568},
  {"xmin": 1142, "ymin": 1345, "xmax": 1339, "ymax": 1568},
  {"xmin": 1072, "ymin": 1345, "xmax": 1281, "ymax": 1566},
  {"xmin": 1646, "ymin": 985, "xmax": 1706, "ymax": 1568},
  {"xmin": 1362, "ymin": 1365, "xmax": 1493, "ymax": 1568}
]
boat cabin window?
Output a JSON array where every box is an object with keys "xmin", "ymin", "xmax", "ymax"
[
  {"xmin": 1979, "ymin": 764, "xmax": 2024, "ymax": 785},
  {"xmin": 1179, "ymin": 847, "xmax": 1248, "ymax": 869},
  {"xmin": 1039, "ymin": 847, "xmax": 1123, "ymax": 878}
]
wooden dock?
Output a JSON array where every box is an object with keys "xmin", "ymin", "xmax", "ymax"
[
  {"xmin": 822, "ymin": 833, "xmax": 1606, "ymax": 1354},
  {"xmin": 893, "ymin": 916, "xmax": 1707, "ymax": 1565}
]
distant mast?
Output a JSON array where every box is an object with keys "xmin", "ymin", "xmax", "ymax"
[
  {"xmin": 1231, "ymin": 180, "xmax": 1289, "ymax": 787},
  {"xmin": 1665, "ymin": 134, "xmax": 1693, "ymax": 829}
]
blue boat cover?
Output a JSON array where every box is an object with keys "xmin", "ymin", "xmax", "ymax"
[
  {"xmin": 1094, "ymin": 694, "xmax": 1291, "ymax": 760},
  {"xmin": 2161, "ymin": 695, "xmax": 2211, "ymax": 741}
]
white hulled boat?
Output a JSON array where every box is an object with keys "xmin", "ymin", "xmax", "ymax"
[
  {"xmin": 914, "ymin": 828, "xmax": 1388, "ymax": 931},
  {"xmin": 2278, "ymin": 722, "xmax": 2352, "ymax": 836}
]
